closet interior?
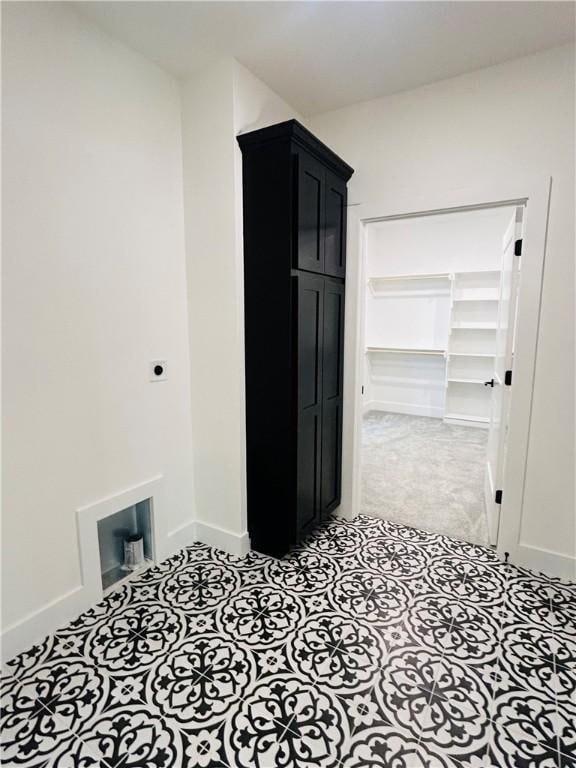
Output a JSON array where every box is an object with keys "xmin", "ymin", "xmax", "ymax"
[
  {"xmin": 362, "ymin": 206, "xmax": 519, "ymax": 546},
  {"xmin": 364, "ymin": 211, "xmax": 509, "ymax": 427}
]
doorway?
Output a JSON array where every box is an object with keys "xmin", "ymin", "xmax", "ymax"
[{"xmin": 359, "ymin": 205, "xmax": 523, "ymax": 546}]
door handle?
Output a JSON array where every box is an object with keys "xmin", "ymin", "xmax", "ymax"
[{"xmin": 484, "ymin": 379, "xmax": 495, "ymax": 387}]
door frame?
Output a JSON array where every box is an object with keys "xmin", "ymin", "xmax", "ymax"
[{"xmin": 340, "ymin": 176, "xmax": 551, "ymax": 569}]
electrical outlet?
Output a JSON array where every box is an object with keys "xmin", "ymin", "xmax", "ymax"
[{"xmin": 150, "ymin": 360, "xmax": 167, "ymax": 382}]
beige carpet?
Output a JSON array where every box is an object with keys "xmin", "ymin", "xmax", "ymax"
[{"xmin": 361, "ymin": 411, "xmax": 490, "ymax": 546}]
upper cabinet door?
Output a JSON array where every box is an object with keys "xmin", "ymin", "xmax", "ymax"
[
  {"xmin": 295, "ymin": 151, "xmax": 325, "ymax": 273},
  {"xmin": 324, "ymin": 171, "xmax": 347, "ymax": 278}
]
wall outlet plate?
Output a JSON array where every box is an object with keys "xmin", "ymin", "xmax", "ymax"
[{"xmin": 150, "ymin": 360, "xmax": 167, "ymax": 382}]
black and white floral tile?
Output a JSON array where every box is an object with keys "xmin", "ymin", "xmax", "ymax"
[{"xmin": 1, "ymin": 515, "xmax": 575, "ymax": 768}]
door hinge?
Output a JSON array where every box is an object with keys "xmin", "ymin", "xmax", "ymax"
[
  {"xmin": 504, "ymin": 370, "xmax": 513, "ymax": 386},
  {"xmin": 514, "ymin": 239, "xmax": 523, "ymax": 256},
  {"xmin": 361, "ymin": 385, "xmax": 364, "ymax": 395},
  {"xmin": 495, "ymin": 489, "xmax": 503, "ymax": 505}
]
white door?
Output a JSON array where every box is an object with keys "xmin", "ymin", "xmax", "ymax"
[{"xmin": 485, "ymin": 207, "xmax": 523, "ymax": 545}]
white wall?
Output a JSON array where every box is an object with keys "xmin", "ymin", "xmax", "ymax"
[
  {"xmin": 2, "ymin": 3, "xmax": 195, "ymax": 652},
  {"xmin": 310, "ymin": 44, "xmax": 575, "ymax": 577},
  {"xmin": 367, "ymin": 208, "xmax": 509, "ymax": 276},
  {"xmin": 233, "ymin": 62, "xmax": 303, "ymax": 134},
  {"xmin": 180, "ymin": 60, "xmax": 243, "ymax": 552},
  {"xmin": 180, "ymin": 59, "xmax": 301, "ymax": 551}
]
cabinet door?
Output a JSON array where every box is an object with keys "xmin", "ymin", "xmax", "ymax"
[
  {"xmin": 321, "ymin": 280, "xmax": 345, "ymax": 515},
  {"xmin": 296, "ymin": 273, "xmax": 324, "ymax": 536},
  {"xmin": 296, "ymin": 151, "xmax": 325, "ymax": 273},
  {"xmin": 324, "ymin": 172, "xmax": 347, "ymax": 278}
]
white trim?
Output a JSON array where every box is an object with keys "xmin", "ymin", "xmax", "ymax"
[
  {"xmin": 165, "ymin": 519, "xmax": 198, "ymax": 555},
  {"xmin": 364, "ymin": 400, "xmax": 443, "ymax": 418},
  {"xmin": 166, "ymin": 518, "xmax": 251, "ymax": 558},
  {"xmin": 1, "ymin": 586, "xmax": 90, "ymax": 664},
  {"xmin": 195, "ymin": 520, "xmax": 251, "ymax": 557},
  {"xmin": 1, "ymin": 495, "xmax": 252, "ymax": 663},
  {"xmin": 2, "ymin": 477, "xmax": 174, "ymax": 663},
  {"xmin": 515, "ymin": 544, "xmax": 576, "ymax": 582},
  {"xmin": 346, "ymin": 177, "xmax": 562, "ymax": 575},
  {"xmin": 339, "ymin": 208, "xmax": 364, "ymax": 522}
]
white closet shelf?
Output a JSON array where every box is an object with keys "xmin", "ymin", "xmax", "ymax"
[
  {"xmin": 453, "ymin": 269, "xmax": 500, "ymax": 276},
  {"xmin": 447, "ymin": 378, "xmax": 490, "ymax": 385},
  {"xmin": 444, "ymin": 413, "xmax": 490, "ymax": 424},
  {"xmin": 369, "ymin": 270, "xmax": 499, "ymax": 282},
  {"xmin": 451, "ymin": 322, "xmax": 498, "ymax": 330},
  {"xmin": 368, "ymin": 275, "xmax": 451, "ymax": 297},
  {"xmin": 366, "ymin": 346, "xmax": 445, "ymax": 356},
  {"xmin": 368, "ymin": 273, "xmax": 451, "ymax": 282},
  {"xmin": 448, "ymin": 352, "xmax": 495, "ymax": 358},
  {"xmin": 452, "ymin": 297, "xmax": 499, "ymax": 303}
]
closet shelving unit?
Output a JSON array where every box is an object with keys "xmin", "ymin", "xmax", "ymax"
[
  {"xmin": 445, "ymin": 270, "xmax": 500, "ymax": 426},
  {"xmin": 365, "ymin": 270, "xmax": 500, "ymax": 427}
]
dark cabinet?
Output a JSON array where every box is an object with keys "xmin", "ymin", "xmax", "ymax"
[
  {"xmin": 321, "ymin": 279, "xmax": 345, "ymax": 514},
  {"xmin": 238, "ymin": 120, "xmax": 353, "ymax": 558},
  {"xmin": 324, "ymin": 172, "xmax": 347, "ymax": 278},
  {"xmin": 296, "ymin": 152, "xmax": 324, "ymax": 274},
  {"xmin": 295, "ymin": 153, "xmax": 348, "ymax": 278},
  {"xmin": 296, "ymin": 273, "xmax": 323, "ymax": 536}
]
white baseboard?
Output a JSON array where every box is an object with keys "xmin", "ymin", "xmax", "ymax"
[
  {"xmin": 515, "ymin": 543, "xmax": 576, "ymax": 581},
  {"xmin": 333, "ymin": 504, "xmax": 354, "ymax": 522},
  {"xmin": 194, "ymin": 520, "xmax": 251, "ymax": 557},
  {"xmin": 1, "ymin": 586, "xmax": 92, "ymax": 665},
  {"xmin": 1, "ymin": 513, "xmax": 254, "ymax": 665},
  {"xmin": 4, "ymin": 517, "xmax": 571, "ymax": 665},
  {"xmin": 167, "ymin": 519, "xmax": 251, "ymax": 558},
  {"xmin": 364, "ymin": 400, "xmax": 443, "ymax": 418},
  {"xmin": 1, "ymin": 474, "xmax": 193, "ymax": 665},
  {"xmin": 165, "ymin": 519, "xmax": 197, "ymax": 557},
  {"xmin": 1, "ymin": 517, "xmax": 199, "ymax": 665}
]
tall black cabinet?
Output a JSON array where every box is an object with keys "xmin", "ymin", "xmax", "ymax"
[{"xmin": 238, "ymin": 120, "xmax": 354, "ymax": 557}]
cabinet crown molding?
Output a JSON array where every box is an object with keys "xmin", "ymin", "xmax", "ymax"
[{"xmin": 237, "ymin": 119, "xmax": 354, "ymax": 181}]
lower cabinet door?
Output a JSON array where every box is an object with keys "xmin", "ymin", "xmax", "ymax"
[
  {"xmin": 296, "ymin": 273, "xmax": 324, "ymax": 537},
  {"xmin": 320, "ymin": 398, "xmax": 342, "ymax": 514},
  {"xmin": 296, "ymin": 410, "xmax": 322, "ymax": 534},
  {"xmin": 320, "ymin": 279, "xmax": 345, "ymax": 515}
]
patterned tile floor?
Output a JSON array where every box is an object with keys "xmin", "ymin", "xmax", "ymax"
[{"xmin": 2, "ymin": 515, "xmax": 575, "ymax": 768}]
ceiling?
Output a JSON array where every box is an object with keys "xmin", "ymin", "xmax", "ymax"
[{"xmin": 76, "ymin": 1, "xmax": 575, "ymax": 116}]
